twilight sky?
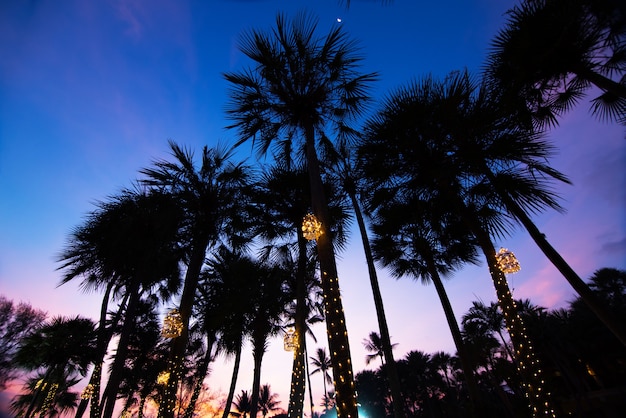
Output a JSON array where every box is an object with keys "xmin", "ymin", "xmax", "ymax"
[{"xmin": 1, "ymin": 0, "xmax": 625, "ymax": 415}]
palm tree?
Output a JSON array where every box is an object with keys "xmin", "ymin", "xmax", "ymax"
[
  {"xmin": 310, "ymin": 347, "xmax": 333, "ymax": 402},
  {"xmin": 248, "ymin": 259, "xmax": 291, "ymax": 418},
  {"xmin": 140, "ymin": 141, "xmax": 253, "ymax": 418},
  {"xmin": 225, "ymin": 13, "xmax": 377, "ymax": 417},
  {"xmin": 331, "ymin": 153, "xmax": 406, "ymax": 418},
  {"xmin": 12, "ymin": 316, "xmax": 97, "ymax": 418},
  {"xmin": 462, "ymin": 301, "xmax": 515, "ymax": 362},
  {"xmin": 258, "ymin": 384, "xmax": 281, "ymax": 418},
  {"xmin": 485, "ymin": 0, "xmax": 626, "ymax": 126},
  {"xmin": 10, "ymin": 374, "xmax": 81, "ymax": 418},
  {"xmin": 232, "ymin": 390, "xmax": 252, "ymax": 418},
  {"xmin": 368, "ymin": 196, "xmax": 484, "ymax": 415},
  {"xmin": 357, "ymin": 70, "xmax": 558, "ymax": 416},
  {"xmin": 57, "ymin": 188, "xmax": 184, "ymax": 418},
  {"xmin": 362, "ymin": 332, "xmax": 397, "ymax": 367}
]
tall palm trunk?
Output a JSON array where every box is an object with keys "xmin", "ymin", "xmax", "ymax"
[
  {"xmin": 221, "ymin": 341, "xmax": 243, "ymax": 418},
  {"xmin": 288, "ymin": 235, "xmax": 309, "ymax": 418},
  {"xmin": 469, "ymin": 218, "xmax": 555, "ymax": 418},
  {"xmin": 499, "ymin": 189, "xmax": 626, "ymax": 347},
  {"xmin": 423, "ymin": 254, "xmax": 481, "ymax": 417},
  {"xmin": 249, "ymin": 336, "xmax": 266, "ymax": 418},
  {"xmin": 90, "ymin": 292, "xmax": 128, "ymax": 418},
  {"xmin": 183, "ymin": 334, "xmax": 215, "ymax": 418},
  {"xmin": 347, "ymin": 184, "xmax": 405, "ymax": 418},
  {"xmin": 74, "ymin": 282, "xmax": 114, "ymax": 418},
  {"xmin": 101, "ymin": 282, "xmax": 141, "ymax": 418},
  {"xmin": 304, "ymin": 128, "xmax": 358, "ymax": 418},
  {"xmin": 160, "ymin": 237, "xmax": 208, "ymax": 418}
]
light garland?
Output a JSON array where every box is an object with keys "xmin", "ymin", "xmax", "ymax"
[
  {"xmin": 161, "ymin": 309, "xmax": 184, "ymax": 338},
  {"xmin": 302, "ymin": 213, "xmax": 323, "ymax": 241},
  {"xmin": 496, "ymin": 247, "xmax": 521, "ymax": 274}
]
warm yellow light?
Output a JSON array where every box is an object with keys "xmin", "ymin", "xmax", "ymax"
[
  {"xmin": 496, "ymin": 247, "xmax": 521, "ymax": 274},
  {"xmin": 81, "ymin": 383, "xmax": 94, "ymax": 400},
  {"xmin": 157, "ymin": 371, "xmax": 170, "ymax": 385},
  {"xmin": 283, "ymin": 327, "xmax": 298, "ymax": 352},
  {"xmin": 161, "ymin": 309, "xmax": 183, "ymax": 338},
  {"xmin": 302, "ymin": 213, "xmax": 323, "ymax": 241}
]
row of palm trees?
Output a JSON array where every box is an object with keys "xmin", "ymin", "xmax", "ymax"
[
  {"xmin": 352, "ymin": 268, "xmax": 626, "ymax": 417},
  {"xmin": 14, "ymin": 0, "xmax": 625, "ymax": 417}
]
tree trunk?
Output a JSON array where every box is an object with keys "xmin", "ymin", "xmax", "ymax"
[
  {"xmin": 348, "ymin": 186, "xmax": 405, "ymax": 418},
  {"xmin": 91, "ymin": 290, "xmax": 128, "ymax": 418},
  {"xmin": 506, "ymin": 197, "xmax": 626, "ymax": 347},
  {"xmin": 424, "ymin": 256, "xmax": 481, "ymax": 418},
  {"xmin": 160, "ymin": 237, "xmax": 209, "ymax": 418},
  {"xmin": 249, "ymin": 338, "xmax": 266, "ymax": 418},
  {"xmin": 288, "ymin": 234, "xmax": 309, "ymax": 418},
  {"xmin": 304, "ymin": 128, "xmax": 358, "ymax": 418},
  {"xmin": 101, "ymin": 282, "xmax": 141, "ymax": 418},
  {"xmin": 74, "ymin": 283, "xmax": 114, "ymax": 418},
  {"xmin": 221, "ymin": 342, "xmax": 243, "ymax": 418},
  {"xmin": 470, "ymin": 221, "xmax": 555, "ymax": 418},
  {"xmin": 183, "ymin": 334, "xmax": 215, "ymax": 418}
]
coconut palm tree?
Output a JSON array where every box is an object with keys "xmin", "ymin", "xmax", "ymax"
[
  {"xmin": 225, "ymin": 12, "xmax": 377, "ymax": 416},
  {"xmin": 485, "ymin": 0, "xmax": 626, "ymax": 126},
  {"xmin": 258, "ymin": 384, "xmax": 281, "ymax": 418},
  {"xmin": 362, "ymin": 332, "xmax": 396, "ymax": 367},
  {"xmin": 139, "ymin": 141, "xmax": 253, "ymax": 418},
  {"xmin": 232, "ymin": 390, "xmax": 252, "ymax": 418},
  {"xmin": 462, "ymin": 301, "xmax": 514, "ymax": 362},
  {"xmin": 310, "ymin": 347, "xmax": 333, "ymax": 402}
]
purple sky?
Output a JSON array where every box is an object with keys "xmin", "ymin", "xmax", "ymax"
[{"xmin": 1, "ymin": 0, "xmax": 624, "ymax": 415}]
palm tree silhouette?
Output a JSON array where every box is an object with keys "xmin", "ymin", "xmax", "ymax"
[
  {"xmin": 225, "ymin": 13, "xmax": 376, "ymax": 416},
  {"xmin": 140, "ymin": 142, "xmax": 253, "ymax": 418},
  {"xmin": 310, "ymin": 347, "xmax": 333, "ymax": 404},
  {"xmin": 485, "ymin": 0, "xmax": 626, "ymax": 126}
]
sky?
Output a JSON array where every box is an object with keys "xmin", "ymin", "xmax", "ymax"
[{"xmin": 1, "ymin": 0, "xmax": 625, "ymax": 416}]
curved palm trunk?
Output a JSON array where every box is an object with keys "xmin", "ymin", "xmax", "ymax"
[
  {"xmin": 288, "ymin": 235, "xmax": 309, "ymax": 418},
  {"xmin": 347, "ymin": 186, "xmax": 405, "ymax": 418},
  {"xmin": 101, "ymin": 282, "xmax": 142, "ymax": 418},
  {"xmin": 221, "ymin": 342, "xmax": 243, "ymax": 418},
  {"xmin": 74, "ymin": 283, "xmax": 114, "ymax": 418},
  {"xmin": 424, "ymin": 255, "xmax": 481, "ymax": 417},
  {"xmin": 90, "ymin": 293, "xmax": 128, "ymax": 418},
  {"xmin": 469, "ymin": 220, "xmax": 555, "ymax": 418},
  {"xmin": 183, "ymin": 334, "xmax": 215, "ymax": 418},
  {"xmin": 304, "ymin": 129, "xmax": 358, "ymax": 418},
  {"xmin": 504, "ymin": 194, "xmax": 626, "ymax": 347},
  {"xmin": 160, "ymin": 238, "xmax": 208, "ymax": 418}
]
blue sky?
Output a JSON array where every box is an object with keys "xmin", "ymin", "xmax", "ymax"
[{"xmin": 1, "ymin": 0, "xmax": 625, "ymax": 415}]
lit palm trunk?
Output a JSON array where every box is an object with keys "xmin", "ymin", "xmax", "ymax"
[{"xmin": 305, "ymin": 133, "xmax": 358, "ymax": 418}]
